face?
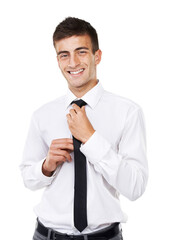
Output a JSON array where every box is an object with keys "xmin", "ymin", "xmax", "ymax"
[{"xmin": 54, "ymin": 35, "xmax": 102, "ymax": 94}]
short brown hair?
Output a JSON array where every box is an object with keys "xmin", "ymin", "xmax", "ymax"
[{"xmin": 53, "ymin": 17, "xmax": 99, "ymax": 54}]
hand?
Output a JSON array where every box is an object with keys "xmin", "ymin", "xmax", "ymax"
[
  {"xmin": 66, "ymin": 104, "xmax": 95, "ymax": 144},
  {"xmin": 42, "ymin": 138, "xmax": 74, "ymax": 177}
]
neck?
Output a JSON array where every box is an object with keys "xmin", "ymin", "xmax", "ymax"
[{"xmin": 69, "ymin": 79, "xmax": 98, "ymax": 98}]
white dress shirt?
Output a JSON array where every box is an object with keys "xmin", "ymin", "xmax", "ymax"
[{"xmin": 20, "ymin": 81, "xmax": 148, "ymax": 234}]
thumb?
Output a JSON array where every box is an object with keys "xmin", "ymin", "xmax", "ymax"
[{"xmin": 82, "ymin": 106, "xmax": 86, "ymax": 112}]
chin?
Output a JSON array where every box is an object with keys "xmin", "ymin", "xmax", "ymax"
[{"xmin": 67, "ymin": 79, "xmax": 88, "ymax": 88}]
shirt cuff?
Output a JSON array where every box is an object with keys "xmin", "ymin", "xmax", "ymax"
[
  {"xmin": 80, "ymin": 131, "xmax": 113, "ymax": 164},
  {"xmin": 34, "ymin": 158, "xmax": 59, "ymax": 184}
]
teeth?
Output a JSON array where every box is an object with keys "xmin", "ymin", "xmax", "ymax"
[{"xmin": 70, "ymin": 69, "xmax": 84, "ymax": 75}]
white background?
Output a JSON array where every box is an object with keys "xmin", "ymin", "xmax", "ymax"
[{"xmin": 0, "ymin": 0, "xmax": 170, "ymax": 239}]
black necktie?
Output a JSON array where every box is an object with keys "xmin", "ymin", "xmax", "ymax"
[{"xmin": 71, "ymin": 99, "xmax": 88, "ymax": 232}]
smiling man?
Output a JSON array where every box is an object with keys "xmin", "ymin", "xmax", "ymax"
[{"xmin": 20, "ymin": 17, "xmax": 148, "ymax": 240}]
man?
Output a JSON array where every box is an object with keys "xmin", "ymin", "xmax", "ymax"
[{"xmin": 20, "ymin": 17, "xmax": 148, "ymax": 240}]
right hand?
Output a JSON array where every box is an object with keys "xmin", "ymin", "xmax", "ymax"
[{"xmin": 42, "ymin": 138, "xmax": 74, "ymax": 177}]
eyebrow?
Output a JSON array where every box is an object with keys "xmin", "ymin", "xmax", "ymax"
[
  {"xmin": 57, "ymin": 47, "xmax": 89, "ymax": 56},
  {"xmin": 76, "ymin": 47, "xmax": 89, "ymax": 51}
]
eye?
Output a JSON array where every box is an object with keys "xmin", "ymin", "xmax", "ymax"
[
  {"xmin": 59, "ymin": 54, "xmax": 69, "ymax": 59},
  {"xmin": 78, "ymin": 50, "xmax": 87, "ymax": 55}
]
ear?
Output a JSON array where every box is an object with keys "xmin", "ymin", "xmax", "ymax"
[{"xmin": 95, "ymin": 49, "xmax": 102, "ymax": 65}]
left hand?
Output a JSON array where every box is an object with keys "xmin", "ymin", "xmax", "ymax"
[{"xmin": 66, "ymin": 104, "xmax": 95, "ymax": 144}]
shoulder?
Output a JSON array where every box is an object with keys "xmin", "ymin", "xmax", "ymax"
[
  {"xmin": 102, "ymin": 90, "xmax": 143, "ymax": 116},
  {"xmin": 32, "ymin": 95, "xmax": 66, "ymax": 120},
  {"xmin": 103, "ymin": 90, "xmax": 141, "ymax": 108}
]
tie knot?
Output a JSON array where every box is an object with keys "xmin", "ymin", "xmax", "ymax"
[{"xmin": 71, "ymin": 99, "xmax": 87, "ymax": 108}]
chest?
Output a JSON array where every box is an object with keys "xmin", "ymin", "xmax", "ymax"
[{"xmin": 40, "ymin": 105, "xmax": 126, "ymax": 148}]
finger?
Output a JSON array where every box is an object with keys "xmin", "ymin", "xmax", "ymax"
[
  {"xmin": 72, "ymin": 104, "xmax": 81, "ymax": 112},
  {"xmin": 69, "ymin": 109, "xmax": 77, "ymax": 117},
  {"xmin": 51, "ymin": 138, "xmax": 73, "ymax": 144},
  {"xmin": 66, "ymin": 113, "xmax": 71, "ymax": 120},
  {"xmin": 67, "ymin": 149, "xmax": 73, "ymax": 154},
  {"xmin": 54, "ymin": 155, "xmax": 72, "ymax": 163},
  {"xmin": 51, "ymin": 143, "xmax": 74, "ymax": 151},
  {"xmin": 50, "ymin": 149, "xmax": 72, "ymax": 161},
  {"xmin": 50, "ymin": 150, "xmax": 72, "ymax": 161},
  {"xmin": 81, "ymin": 106, "xmax": 86, "ymax": 112},
  {"xmin": 52, "ymin": 155, "xmax": 67, "ymax": 162}
]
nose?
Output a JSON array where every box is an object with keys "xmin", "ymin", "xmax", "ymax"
[{"xmin": 68, "ymin": 53, "xmax": 80, "ymax": 68}]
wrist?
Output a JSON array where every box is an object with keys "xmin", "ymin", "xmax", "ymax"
[
  {"xmin": 42, "ymin": 160, "xmax": 54, "ymax": 177},
  {"xmin": 82, "ymin": 129, "xmax": 95, "ymax": 144}
]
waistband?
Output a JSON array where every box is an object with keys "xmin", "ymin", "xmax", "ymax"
[{"xmin": 36, "ymin": 220, "xmax": 121, "ymax": 240}]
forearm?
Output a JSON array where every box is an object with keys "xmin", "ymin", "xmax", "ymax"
[
  {"xmin": 80, "ymin": 131, "xmax": 148, "ymax": 201},
  {"xmin": 92, "ymin": 149, "xmax": 148, "ymax": 201}
]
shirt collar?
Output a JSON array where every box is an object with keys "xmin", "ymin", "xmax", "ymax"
[{"xmin": 65, "ymin": 80, "xmax": 104, "ymax": 110}]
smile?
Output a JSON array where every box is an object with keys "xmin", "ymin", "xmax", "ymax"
[{"xmin": 68, "ymin": 68, "xmax": 85, "ymax": 75}]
